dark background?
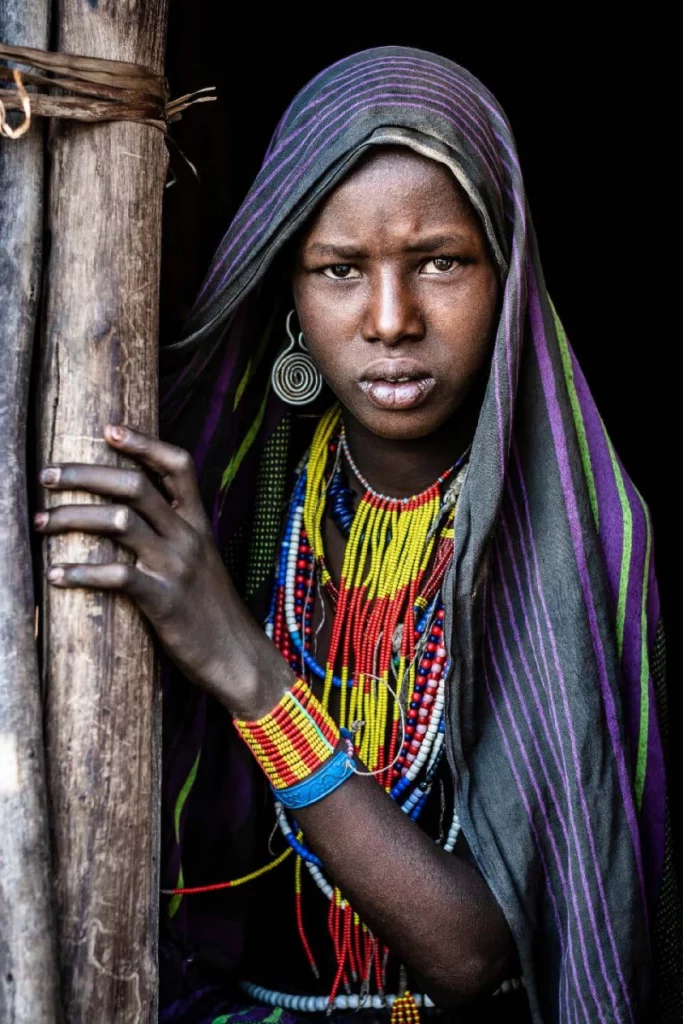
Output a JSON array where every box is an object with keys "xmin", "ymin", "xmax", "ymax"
[{"xmin": 161, "ymin": 13, "xmax": 679, "ymax": 843}]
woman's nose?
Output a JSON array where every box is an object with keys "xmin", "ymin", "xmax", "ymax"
[{"xmin": 361, "ymin": 269, "xmax": 425, "ymax": 346}]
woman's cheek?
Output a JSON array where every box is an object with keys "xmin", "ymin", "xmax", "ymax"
[
  {"xmin": 311, "ymin": 347, "xmax": 357, "ymax": 398},
  {"xmin": 438, "ymin": 278, "xmax": 498, "ymax": 372}
]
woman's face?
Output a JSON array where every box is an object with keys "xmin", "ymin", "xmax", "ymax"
[{"xmin": 292, "ymin": 147, "xmax": 499, "ymax": 441}]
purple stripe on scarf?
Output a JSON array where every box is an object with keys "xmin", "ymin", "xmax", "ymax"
[
  {"xmin": 566, "ymin": 350, "xmax": 623, "ymax": 604},
  {"xmin": 193, "ymin": 340, "xmax": 242, "ymax": 474}
]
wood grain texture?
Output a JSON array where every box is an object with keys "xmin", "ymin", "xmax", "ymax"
[
  {"xmin": 37, "ymin": 2, "xmax": 168, "ymax": 1020},
  {"xmin": 0, "ymin": 3, "xmax": 63, "ymax": 1021}
]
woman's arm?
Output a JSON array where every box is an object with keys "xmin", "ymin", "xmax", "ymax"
[
  {"xmin": 37, "ymin": 425, "xmax": 515, "ymax": 1007},
  {"xmin": 296, "ymin": 773, "xmax": 513, "ymax": 1006}
]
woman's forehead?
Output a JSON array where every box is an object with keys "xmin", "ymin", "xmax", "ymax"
[
  {"xmin": 327, "ymin": 145, "xmax": 469, "ymax": 199},
  {"xmin": 300, "ymin": 146, "xmax": 485, "ymax": 247}
]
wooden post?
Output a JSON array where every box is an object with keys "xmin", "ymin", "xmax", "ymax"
[
  {"xmin": 0, "ymin": 3, "xmax": 63, "ymax": 1022},
  {"xmin": 37, "ymin": 3, "xmax": 168, "ymax": 1020}
]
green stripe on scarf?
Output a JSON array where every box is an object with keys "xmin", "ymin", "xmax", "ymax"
[
  {"xmin": 169, "ymin": 747, "xmax": 202, "ymax": 918},
  {"xmin": 168, "ymin": 865, "xmax": 185, "ymax": 920},
  {"xmin": 212, "ymin": 1010, "xmax": 284, "ymax": 1024},
  {"xmin": 603, "ymin": 426, "xmax": 652, "ymax": 810},
  {"xmin": 635, "ymin": 492, "xmax": 652, "ymax": 811},
  {"xmin": 232, "ymin": 328, "xmax": 275, "ymax": 413},
  {"xmin": 603, "ymin": 427, "xmax": 633, "ymax": 659},
  {"xmin": 552, "ymin": 304, "xmax": 650, "ymax": 803},
  {"xmin": 552, "ymin": 302, "xmax": 599, "ymax": 528},
  {"xmin": 233, "ymin": 360, "xmax": 254, "ymax": 412},
  {"xmin": 221, "ymin": 388, "xmax": 270, "ymax": 494}
]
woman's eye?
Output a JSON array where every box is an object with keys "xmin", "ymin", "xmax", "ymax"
[
  {"xmin": 322, "ymin": 264, "xmax": 360, "ymax": 279},
  {"xmin": 421, "ymin": 257, "xmax": 458, "ymax": 274}
]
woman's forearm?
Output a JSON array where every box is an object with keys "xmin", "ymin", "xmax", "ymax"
[{"xmin": 295, "ymin": 768, "xmax": 514, "ymax": 1006}]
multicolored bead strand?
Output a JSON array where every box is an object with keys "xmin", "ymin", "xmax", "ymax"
[
  {"xmin": 266, "ymin": 406, "xmax": 468, "ymax": 1008},
  {"xmin": 239, "ymin": 978, "xmax": 523, "ymax": 1013},
  {"xmin": 239, "ymin": 982, "xmax": 443, "ymax": 1014},
  {"xmin": 233, "ymin": 677, "xmax": 340, "ymax": 790}
]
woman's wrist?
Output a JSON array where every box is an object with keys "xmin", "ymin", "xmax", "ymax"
[
  {"xmin": 233, "ymin": 677, "xmax": 353, "ymax": 810},
  {"xmin": 205, "ymin": 636, "xmax": 295, "ymax": 720}
]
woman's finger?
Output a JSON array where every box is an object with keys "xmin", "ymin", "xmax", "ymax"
[
  {"xmin": 39, "ymin": 463, "xmax": 178, "ymax": 537},
  {"xmin": 46, "ymin": 561, "xmax": 150, "ymax": 597},
  {"xmin": 35, "ymin": 504, "xmax": 163, "ymax": 562},
  {"xmin": 104, "ymin": 425, "xmax": 206, "ymax": 526}
]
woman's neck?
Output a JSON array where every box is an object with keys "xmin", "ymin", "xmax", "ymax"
[{"xmin": 341, "ymin": 398, "xmax": 479, "ymax": 500}]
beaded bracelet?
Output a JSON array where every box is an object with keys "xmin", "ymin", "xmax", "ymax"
[
  {"xmin": 275, "ymin": 745, "xmax": 356, "ymax": 810},
  {"xmin": 234, "ymin": 678, "xmax": 344, "ymax": 797}
]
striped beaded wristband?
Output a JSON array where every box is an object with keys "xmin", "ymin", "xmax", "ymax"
[{"xmin": 234, "ymin": 678, "xmax": 341, "ymax": 793}]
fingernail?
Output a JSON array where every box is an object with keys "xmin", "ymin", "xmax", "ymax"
[
  {"xmin": 40, "ymin": 467, "xmax": 61, "ymax": 486},
  {"xmin": 107, "ymin": 425, "xmax": 127, "ymax": 443},
  {"xmin": 34, "ymin": 512, "xmax": 48, "ymax": 529},
  {"xmin": 47, "ymin": 566, "xmax": 64, "ymax": 583}
]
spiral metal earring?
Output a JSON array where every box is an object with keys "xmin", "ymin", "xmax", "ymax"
[{"xmin": 271, "ymin": 310, "xmax": 323, "ymax": 406}]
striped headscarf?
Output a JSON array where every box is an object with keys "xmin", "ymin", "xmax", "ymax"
[{"xmin": 161, "ymin": 47, "xmax": 671, "ymax": 1022}]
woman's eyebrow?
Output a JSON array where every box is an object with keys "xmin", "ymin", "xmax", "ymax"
[
  {"xmin": 306, "ymin": 242, "xmax": 367, "ymax": 259},
  {"xmin": 305, "ymin": 233, "xmax": 470, "ymax": 260},
  {"xmin": 403, "ymin": 233, "xmax": 469, "ymax": 253}
]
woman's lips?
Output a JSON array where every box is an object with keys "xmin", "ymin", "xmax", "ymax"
[{"xmin": 358, "ymin": 377, "xmax": 436, "ymax": 410}]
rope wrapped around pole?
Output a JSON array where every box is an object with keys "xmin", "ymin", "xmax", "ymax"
[{"xmin": 0, "ymin": 39, "xmax": 214, "ymax": 132}]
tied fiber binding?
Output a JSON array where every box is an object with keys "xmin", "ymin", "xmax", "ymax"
[{"xmin": 0, "ymin": 40, "xmax": 215, "ymax": 134}]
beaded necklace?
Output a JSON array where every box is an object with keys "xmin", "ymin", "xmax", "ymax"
[{"xmin": 266, "ymin": 406, "xmax": 469, "ymax": 1009}]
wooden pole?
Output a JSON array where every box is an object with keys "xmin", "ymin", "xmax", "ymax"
[
  {"xmin": 0, "ymin": 3, "xmax": 62, "ymax": 1022},
  {"xmin": 37, "ymin": 3, "xmax": 168, "ymax": 1020}
]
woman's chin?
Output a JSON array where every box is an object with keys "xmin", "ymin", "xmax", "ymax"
[{"xmin": 342, "ymin": 399, "xmax": 454, "ymax": 443}]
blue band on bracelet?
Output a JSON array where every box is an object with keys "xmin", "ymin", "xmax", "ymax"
[{"xmin": 273, "ymin": 747, "xmax": 355, "ymax": 809}]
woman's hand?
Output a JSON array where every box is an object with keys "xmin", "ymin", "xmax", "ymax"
[{"xmin": 35, "ymin": 424, "xmax": 293, "ymax": 718}]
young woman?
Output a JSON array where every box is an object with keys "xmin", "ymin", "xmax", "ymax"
[{"xmin": 36, "ymin": 47, "xmax": 678, "ymax": 1024}]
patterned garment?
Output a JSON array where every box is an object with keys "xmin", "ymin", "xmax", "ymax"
[{"xmin": 159, "ymin": 47, "xmax": 681, "ymax": 1022}]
